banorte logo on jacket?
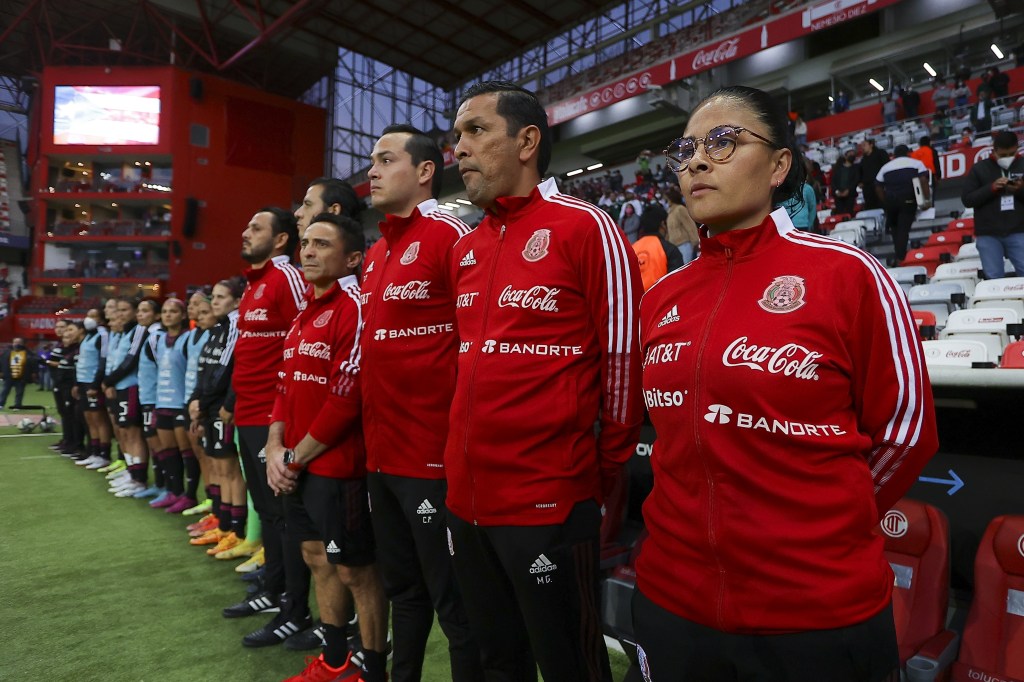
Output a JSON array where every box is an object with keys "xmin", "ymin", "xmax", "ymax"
[{"xmin": 758, "ymin": 275, "xmax": 806, "ymax": 314}]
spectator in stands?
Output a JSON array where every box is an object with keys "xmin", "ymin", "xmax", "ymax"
[
  {"xmin": 783, "ymin": 172, "xmax": 820, "ymax": 233},
  {"xmin": 858, "ymin": 138, "xmax": 890, "ymax": 211},
  {"xmin": 833, "ymin": 90, "xmax": 849, "ymax": 114},
  {"xmin": 876, "ymin": 144, "xmax": 930, "ymax": 264},
  {"xmin": 910, "ymin": 136, "xmax": 942, "ymax": 194},
  {"xmin": 932, "ymin": 78, "xmax": 952, "ymax": 115},
  {"xmin": 950, "ymin": 126, "xmax": 974, "ymax": 152},
  {"xmin": 961, "ymin": 130, "xmax": 1024, "ymax": 279},
  {"xmin": 611, "ymin": 169, "xmax": 624, "ymax": 191},
  {"xmin": 618, "ymin": 202, "xmax": 641, "ymax": 242},
  {"xmin": 639, "ymin": 84, "xmax": 937, "ymax": 682},
  {"xmin": 633, "ymin": 204, "xmax": 683, "ymax": 290},
  {"xmin": 970, "ymin": 88, "xmax": 995, "ymax": 133},
  {"xmin": 0, "ymin": 337, "xmax": 34, "ymax": 409},
  {"xmin": 901, "ymin": 85, "xmax": 921, "ymax": 119},
  {"xmin": 793, "ymin": 115, "xmax": 807, "ymax": 148},
  {"xmin": 952, "ymin": 79, "xmax": 972, "ymax": 111},
  {"xmin": 831, "ymin": 148, "xmax": 860, "ymax": 216},
  {"xmin": 636, "ymin": 149, "xmax": 653, "ymax": 181},
  {"xmin": 664, "ymin": 185, "xmax": 699, "ymax": 263},
  {"xmin": 881, "ymin": 92, "xmax": 898, "ymax": 125},
  {"xmin": 929, "ymin": 110, "xmax": 952, "ymax": 141}
]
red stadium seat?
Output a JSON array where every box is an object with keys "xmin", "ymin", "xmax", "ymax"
[
  {"xmin": 926, "ymin": 231, "xmax": 971, "ymax": 247},
  {"xmin": 947, "ymin": 218, "xmax": 974, "ymax": 232},
  {"xmin": 902, "ymin": 245, "xmax": 959, "ymax": 276},
  {"xmin": 879, "ymin": 499, "xmax": 958, "ymax": 675},
  {"xmin": 913, "ymin": 310, "xmax": 938, "ymax": 340},
  {"xmin": 952, "ymin": 515, "xmax": 1024, "ymax": 682},
  {"xmin": 823, "ymin": 213, "xmax": 853, "ymax": 231},
  {"xmin": 1001, "ymin": 341, "xmax": 1024, "ymax": 368}
]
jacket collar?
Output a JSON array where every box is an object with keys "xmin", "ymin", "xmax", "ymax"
[
  {"xmin": 379, "ymin": 199, "xmax": 437, "ymax": 244},
  {"xmin": 486, "ymin": 178, "xmax": 556, "ymax": 223},
  {"xmin": 246, "ymin": 254, "xmax": 291, "ymax": 282},
  {"xmin": 698, "ymin": 207, "xmax": 793, "ymax": 262}
]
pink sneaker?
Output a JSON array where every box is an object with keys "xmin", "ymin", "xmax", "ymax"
[
  {"xmin": 150, "ymin": 492, "xmax": 179, "ymax": 509},
  {"xmin": 165, "ymin": 496, "xmax": 198, "ymax": 514}
]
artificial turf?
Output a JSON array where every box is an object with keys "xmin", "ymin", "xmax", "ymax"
[{"xmin": 0, "ymin": 387, "xmax": 629, "ymax": 681}]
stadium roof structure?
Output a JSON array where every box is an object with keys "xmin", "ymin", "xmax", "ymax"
[{"xmin": 0, "ymin": 0, "xmax": 628, "ymax": 97}]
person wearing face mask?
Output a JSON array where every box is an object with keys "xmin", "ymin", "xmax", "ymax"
[
  {"xmin": 831, "ymin": 149, "xmax": 860, "ymax": 217},
  {"xmin": 962, "ymin": 130, "xmax": 1024, "ymax": 279},
  {"xmin": 0, "ymin": 337, "xmax": 35, "ymax": 410},
  {"xmin": 73, "ymin": 310, "xmax": 113, "ymax": 464}
]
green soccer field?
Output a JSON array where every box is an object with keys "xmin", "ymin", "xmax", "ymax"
[{"xmin": 0, "ymin": 386, "xmax": 630, "ymax": 681}]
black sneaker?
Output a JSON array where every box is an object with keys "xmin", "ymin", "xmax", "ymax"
[
  {"xmin": 240, "ymin": 565, "xmax": 266, "ymax": 583},
  {"xmin": 242, "ymin": 610, "xmax": 312, "ymax": 648},
  {"xmin": 284, "ymin": 620, "xmax": 326, "ymax": 651},
  {"xmin": 222, "ymin": 590, "xmax": 280, "ymax": 619}
]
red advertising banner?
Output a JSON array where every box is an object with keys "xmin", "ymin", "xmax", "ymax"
[
  {"xmin": 939, "ymin": 144, "xmax": 992, "ymax": 181},
  {"xmin": 546, "ymin": 0, "xmax": 904, "ymax": 126},
  {"xmin": 15, "ymin": 314, "xmax": 58, "ymax": 337}
]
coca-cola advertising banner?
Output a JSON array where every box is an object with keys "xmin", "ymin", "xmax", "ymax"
[{"xmin": 547, "ymin": 0, "xmax": 902, "ymax": 125}]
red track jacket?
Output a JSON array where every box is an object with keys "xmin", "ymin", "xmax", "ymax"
[
  {"xmin": 360, "ymin": 199, "xmax": 471, "ymax": 478},
  {"xmin": 445, "ymin": 178, "xmax": 643, "ymax": 526},
  {"xmin": 637, "ymin": 208, "xmax": 938, "ymax": 633},
  {"xmin": 235, "ymin": 255, "xmax": 306, "ymax": 426},
  {"xmin": 271, "ymin": 275, "xmax": 364, "ymax": 480}
]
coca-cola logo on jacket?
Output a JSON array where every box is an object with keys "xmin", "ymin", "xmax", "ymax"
[
  {"xmin": 722, "ymin": 336, "xmax": 822, "ymax": 381},
  {"xmin": 497, "ymin": 285, "xmax": 560, "ymax": 312},
  {"xmin": 382, "ymin": 280, "xmax": 431, "ymax": 301}
]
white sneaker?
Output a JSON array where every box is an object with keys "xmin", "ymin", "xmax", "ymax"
[
  {"xmin": 114, "ymin": 481, "xmax": 146, "ymax": 497},
  {"xmin": 108, "ymin": 477, "xmax": 138, "ymax": 493},
  {"xmin": 76, "ymin": 455, "xmax": 101, "ymax": 467},
  {"xmin": 107, "ymin": 469, "xmax": 131, "ymax": 483},
  {"xmin": 86, "ymin": 457, "xmax": 111, "ymax": 470}
]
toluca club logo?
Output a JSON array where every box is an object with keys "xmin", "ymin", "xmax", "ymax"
[{"xmin": 881, "ymin": 510, "xmax": 909, "ymax": 538}]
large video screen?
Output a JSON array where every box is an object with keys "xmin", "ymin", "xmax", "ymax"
[{"xmin": 53, "ymin": 85, "xmax": 161, "ymax": 145}]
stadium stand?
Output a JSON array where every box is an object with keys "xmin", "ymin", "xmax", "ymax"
[
  {"xmin": 940, "ymin": 308, "xmax": 1021, "ymax": 363},
  {"xmin": 921, "ymin": 339, "xmax": 990, "ymax": 368},
  {"xmin": 971, "ymin": 277, "xmax": 1024, "ymax": 318},
  {"xmin": 909, "ymin": 283, "xmax": 966, "ymax": 329},
  {"xmin": 1001, "ymin": 341, "xmax": 1024, "ymax": 368}
]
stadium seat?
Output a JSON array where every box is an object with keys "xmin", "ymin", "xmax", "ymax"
[
  {"xmin": 912, "ymin": 310, "xmax": 938, "ymax": 340},
  {"xmin": 879, "ymin": 499, "xmax": 958, "ymax": 677},
  {"xmin": 940, "ymin": 308, "xmax": 1020, "ymax": 362},
  {"xmin": 856, "ymin": 209, "xmax": 885, "ymax": 239},
  {"xmin": 947, "ymin": 217, "xmax": 974, "ymax": 232},
  {"xmin": 921, "ymin": 339, "xmax": 989, "ymax": 367},
  {"xmin": 1001, "ymin": 341, "xmax": 1024, "ymax": 368},
  {"xmin": 992, "ymin": 106, "xmax": 1016, "ymax": 128},
  {"xmin": 823, "ymin": 213, "xmax": 853, "ymax": 231},
  {"xmin": 909, "ymin": 282, "xmax": 967, "ymax": 328},
  {"xmin": 926, "ymin": 231, "xmax": 970, "ymax": 248},
  {"xmin": 950, "ymin": 515, "xmax": 1024, "ymax": 682},
  {"xmin": 831, "ymin": 222, "xmax": 866, "ymax": 248},
  {"xmin": 954, "ymin": 243, "xmax": 979, "ymax": 261},
  {"xmin": 888, "ymin": 265, "xmax": 929, "ymax": 295},
  {"xmin": 931, "ymin": 262, "xmax": 980, "ymax": 298},
  {"xmin": 902, "ymin": 244, "xmax": 958, "ymax": 276},
  {"xmin": 972, "ymin": 277, "xmax": 1024, "ymax": 318}
]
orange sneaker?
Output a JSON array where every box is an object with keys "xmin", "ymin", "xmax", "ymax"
[
  {"xmin": 282, "ymin": 653, "xmax": 361, "ymax": 681},
  {"xmin": 189, "ymin": 528, "xmax": 226, "ymax": 546},
  {"xmin": 187, "ymin": 514, "xmax": 218, "ymax": 535},
  {"xmin": 206, "ymin": 530, "xmax": 240, "ymax": 555}
]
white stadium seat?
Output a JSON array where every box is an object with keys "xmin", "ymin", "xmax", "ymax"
[
  {"xmin": 831, "ymin": 222, "xmax": 866, "ymax": 248},
  {"xmin": 909, "ymin": 282, "xmax": 967, "ymax": 328},
  {"xmin": 954, "ymin": 243, "xmax": 978, "ymax": 261},
  {"xmin": 971, "ymin": 277, "xmax": 1024, "ymax": 318},
  {"xmin": 887, "ymin": 266, "xmax": 928, "ymax": 295},
  {"xmin": 931, "ymin": 261, "xmax": 980, "ymax": 298},
  {"xmin": 921, "ymin": 339, "xmax": 990, "ymax": 368},
  {"xmin": 940, "ymin": 308, "xmax": 1020, "ymax": 362}
]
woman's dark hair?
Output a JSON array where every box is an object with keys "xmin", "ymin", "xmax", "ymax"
[
  {"xmin": 692, "ymin": 85, "xmax": 807, "ymax": 208},
  {"xmin": 664, "ymin": 185, "xmax": 683, "ymax": 205},
  {"xmin": 137, "ymin": 298, "xmax": 160, "ymax": 315},
  {"xmin": 215, "ymin": 276, "xmax": 246, "ymax": 301},
  {"xmin": 115, "ymin": 296, "xmax": 138, "ymax": 309}
]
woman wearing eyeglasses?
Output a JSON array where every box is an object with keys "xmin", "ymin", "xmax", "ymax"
[{"xmin": 632, "ymin": 86, "xmax": 937, "ymax": 681}]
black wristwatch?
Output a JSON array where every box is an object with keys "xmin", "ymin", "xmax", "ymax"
[{"xmin": 282, "ymin": 448, "xmax": 304, "ymax": 472}]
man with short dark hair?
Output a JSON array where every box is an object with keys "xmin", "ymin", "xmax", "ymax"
[
  {"xmin": 859, "ymin": 138, "xmax": 891, "ymax": 211},
  {"xmin": 268, "ymin": 212, "xmax": 389, "ymax": 682},
  {"xmin": 876, "ymin": 144, "xmax": 930, "ymax": 263},
  {"xmin": 633, "ymin": 204, "xmax": 684, "ymax": 291},
  {"xmin": 363, "ymin": 124, "xmax": 483, "ymax": 680},
  {"xmin": 447, "ymin": 80, "xmax": 642, "ymax": 681},
  {"xmin": 295, "ymin": 178, "xmax": 361, "ymax": 231},
  {"xmin": 962, "ymin": 130, "xmax": 1024, "ymax": 279},
  {"xmin": 831, "ymin": 149, "xmax": 860, "ymax": 217},
  {"xmin": 225, "ymin": 207, "xmax": 317, "ymax": 650}
]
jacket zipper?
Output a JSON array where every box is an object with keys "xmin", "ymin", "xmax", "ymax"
[
  {"xmin": 693, "ymin": 245, "xmax": 733, "ymax": 629},
  {"xmin": 366, "ymin": 245, "xmax": 395, "ymax": 473},
  {"xmin": 463, "ymin": 224, "xmax": 506, "ymax": 524}
]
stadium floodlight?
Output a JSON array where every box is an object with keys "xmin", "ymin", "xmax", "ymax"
[
  {"xmin": 455, "ymin": 199, "xmax": 472, "ymax": 205},
  {"xmin": 991, "ymin": 44, "xmax": 1004, "ymax": 60},
  {"xmin": 923, "ymin": 62, "xmax": 937, "ymax": 77},
  {"xmin": 586, "ymin": 163, "xmax": 603, "ymax": 171},
  {"xmin": 828, "ymin": 96, "xmax": 835, "ymax": 102},
  {"xmin": 566, "ymin": 168, "xmax": 583, "ymax": 177},
  {"xmin": 869, "ymin": 78, "xmax": 886, "ymax": 92}
]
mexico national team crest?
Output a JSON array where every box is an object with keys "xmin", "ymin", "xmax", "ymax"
[
  {"xmin": 758, "ymin": 275, "xmax": 806, "ymax": 314},
  {"xmin": 253, "ymin": 283, "xmax": 266, "ymax": 300},
  {"xmin": 522, "ymin": 229, "xmax": 551, "ymax": 262},
  {"xmin": 400, "ymin": 241, "xmax": 420, "ymax": 265},
  {"xmin": 312, "ymin": 309, "xmax": 333, "ymax": 328}
]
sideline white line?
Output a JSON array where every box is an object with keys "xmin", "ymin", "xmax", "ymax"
[
  {"xmin": 19, "ymin": 456, "xmax": 54, "ymax": 460},
  {"xmin": 0, "ymin": 433, "xmax": 55, "ymax": 438}
]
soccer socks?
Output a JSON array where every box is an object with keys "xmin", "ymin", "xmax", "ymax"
[
  {"xmin": 230, "ymin": 505, "xmax": 247, "ymax": 539},
  {"xmin": 125, "ymin": 453, "xmax": 147, "ymax": 483},
  {"xmin": 157, "ymin": 448, "xmax": 184, "ymax": 496},
  {"xmin": 362, "ymin": 649, "xmax": 387, "ymax": 682},
  {"xmin": 208, "ymin": 484, "xmax": 221, "ymax": 520},
  {"xmin": 100, "ymin": 442, "xmax": 112, "ymax": 461},
  {"xmin": 152, "ymin": 454, "xmax": 166, "ymax": 489},
  {"xmin": 322, "ymin": 623, "xmax": 347, "ymax": 668},
  {"xmin": 181, "ymin": 449, "xmax": 200, "ymax": 499}
]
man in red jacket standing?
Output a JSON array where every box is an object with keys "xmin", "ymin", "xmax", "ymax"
[
  {"xmin": 267, "ymin": 213, "xmax": 388, "ymax": 682},
  {"xmin": 447, "ymin": 81, "xmax": 643, "ymax": 681},
  {"xmin": 362, "ymin": 124, "xmax": 482, "ymax": 681}
]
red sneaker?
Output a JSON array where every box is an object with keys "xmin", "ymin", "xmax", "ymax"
[{"xmin": 282, "ymin": 653, "xmax": 361, "ymax": 682}]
